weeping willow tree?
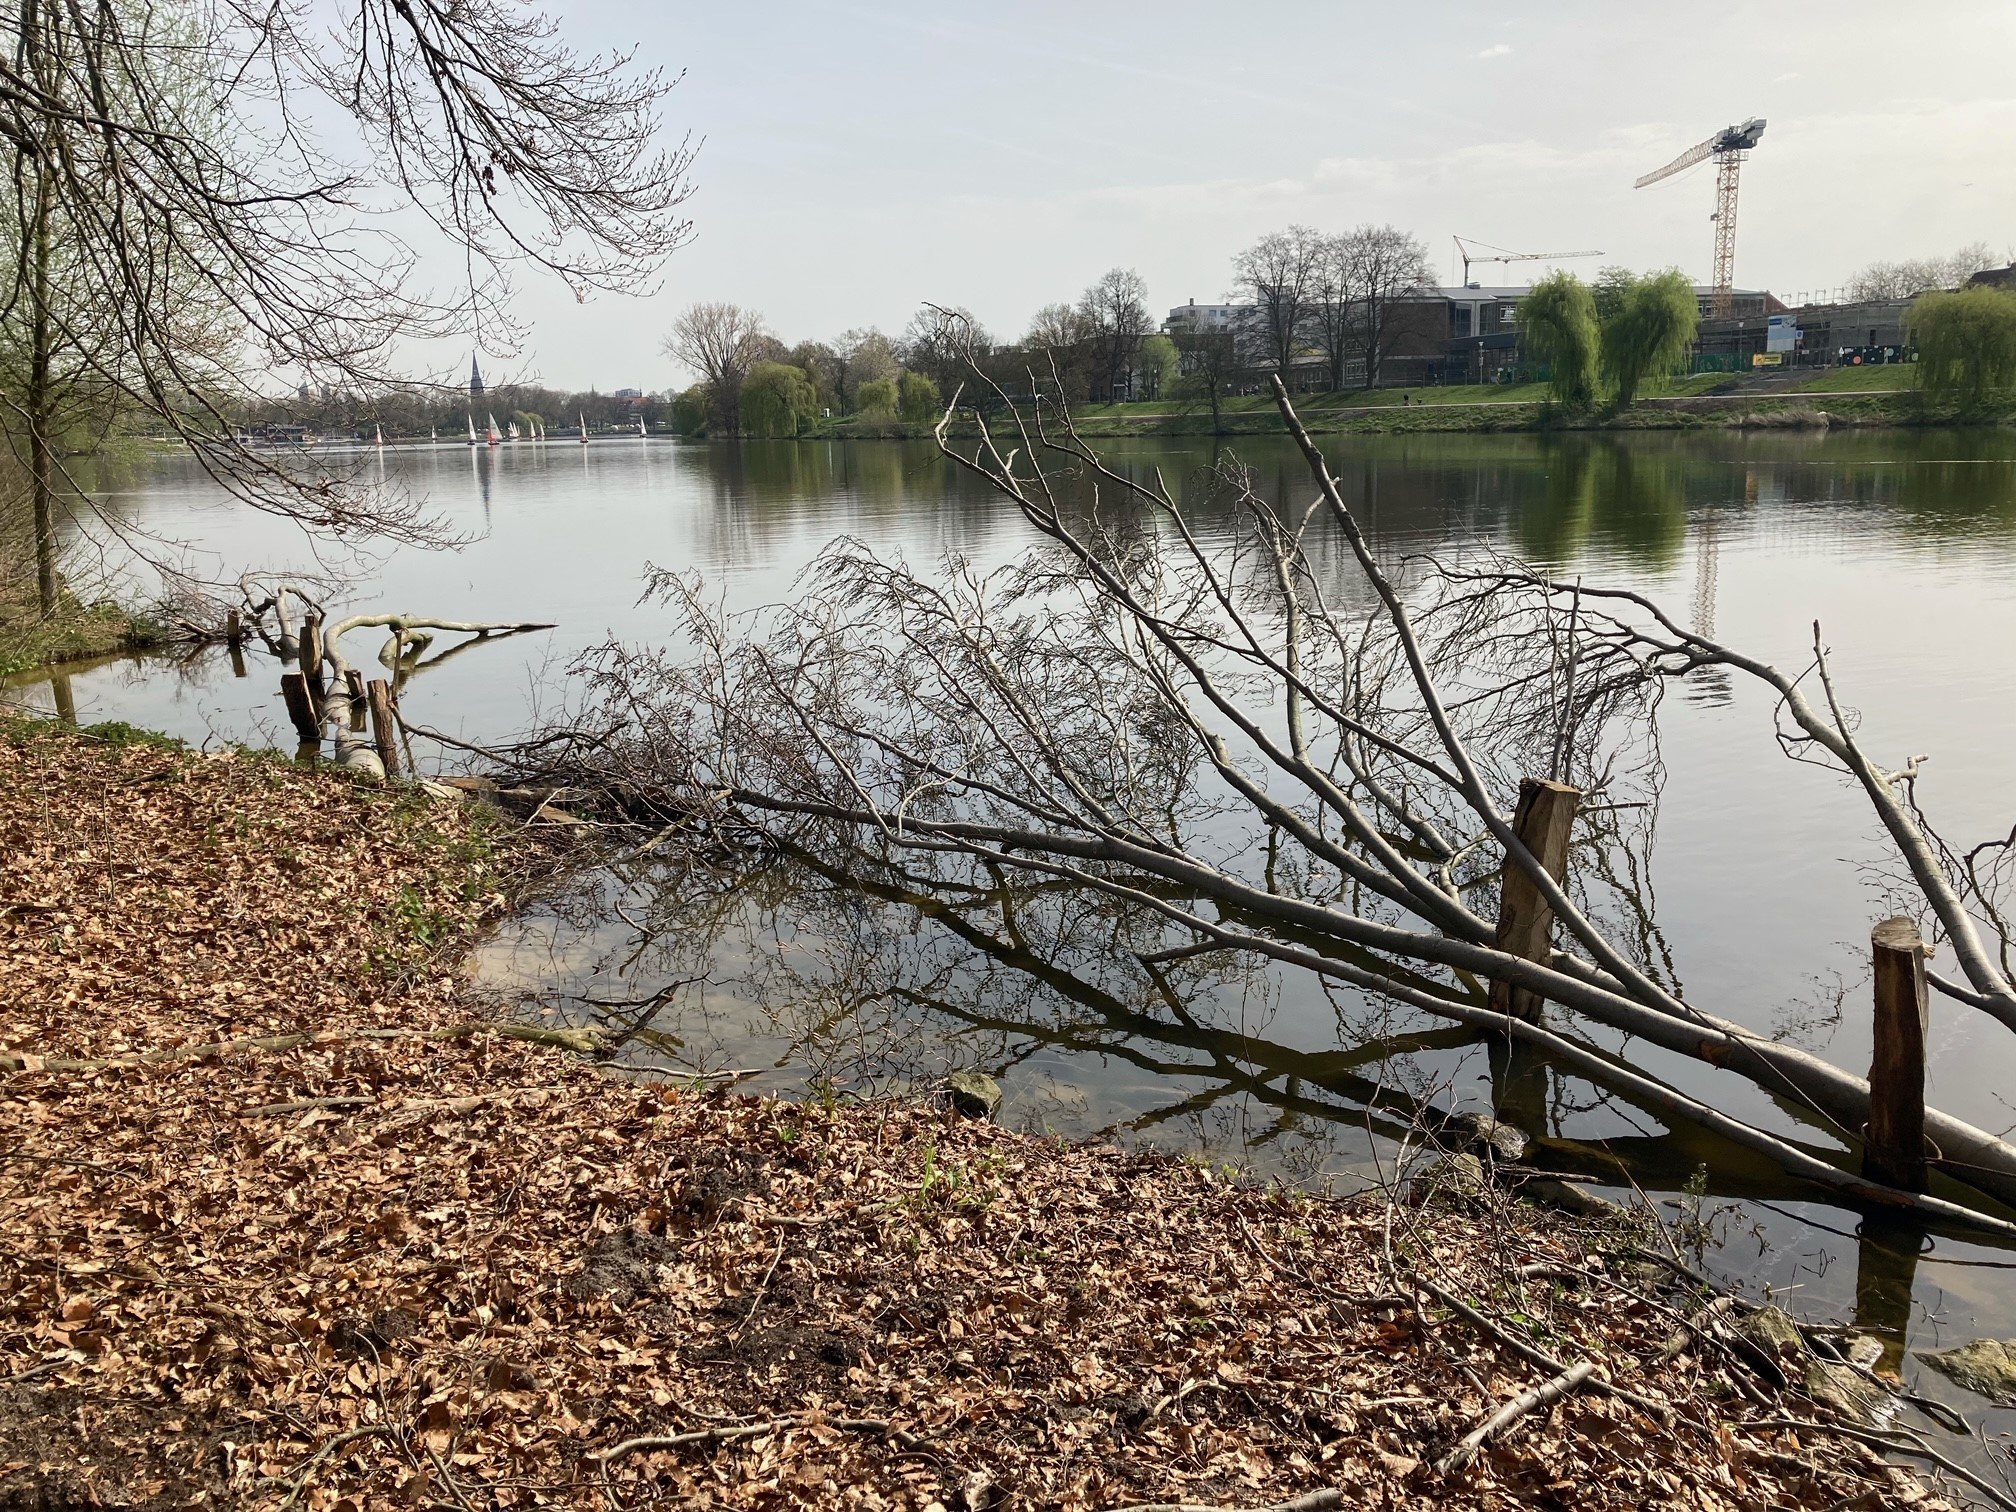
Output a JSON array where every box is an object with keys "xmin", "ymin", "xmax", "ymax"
[
  {"xmin": 1517, "ymin": 272, "xmax": 1600, "ymax": 409},
  {"xmin": 740, "ymin": 363, "xmax": 818, "ymax": 438},
  {"xmin": 1598, "ymin": 270, "xmax": 1698, "ymax": 410},
  {"xmin": 1911, "ymin": 286, "xmax": 2016, "ymax": 409}
]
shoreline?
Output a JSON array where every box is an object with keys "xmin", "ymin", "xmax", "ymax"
[
  {"xmin": 0, "ymin": 724, "xmax": 1965, "ymax": 1509},
  {"xmin": 811, "ymin": 388, "xmax": 2005, "ymax": 441}
]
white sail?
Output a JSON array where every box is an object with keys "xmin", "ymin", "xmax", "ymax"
[
  {"xmin": 579, "ymin": 412, "xmax": 589, "ymax": 443},
  {"xmin": 466, "ymin": 413, "xmax": 478, "ymax": 444}
]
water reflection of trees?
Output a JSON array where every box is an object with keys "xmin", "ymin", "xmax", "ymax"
[
  {"xmin": 670, "ymin": 429, "xmax": 2016, "ymax": 596},
  {"xmin": 502, "ymin": 824, "xmax": 2016, "ymax": 1250}
]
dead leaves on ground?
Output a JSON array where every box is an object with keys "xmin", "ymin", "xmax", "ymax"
[{"xmin": 0, "ymin": 729, "xmax": 1937, "ymax": 1509}]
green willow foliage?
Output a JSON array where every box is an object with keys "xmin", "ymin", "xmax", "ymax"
[
  {"xmin": 1518, "ymin": 272, "xmax": 1600, "ymax": 409},
  {"xmin": 740, "ymin": 362, "xmax": 818, "ymax": 437},
  {"xmin": 1911, "ymin": 287, "xmax": 2016, "ymax": 407},
  {"xmin": 1599, "ymin": 270, "xmax": 1698, "ymax": 409},
  {"xmin": 855, "ymin": 378, "xmax": 898, "ymax": 418},
  {"xmin": 897, "ymin": 371, "xmax": 941, "ymax": 422}
]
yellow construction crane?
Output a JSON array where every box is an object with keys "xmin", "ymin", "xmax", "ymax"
[
  {"xmin": 1450, "ymin": 237, "xmax": 1603, "ymax": 287},
  {"xmin": 1634, "ymin": 118, "xmax": 1766, "ymax": 317}
]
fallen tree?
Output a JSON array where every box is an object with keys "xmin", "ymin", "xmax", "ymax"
[{"xmin": 517, "ymin": 367, "xmax": 2016, "ymax": 1224}]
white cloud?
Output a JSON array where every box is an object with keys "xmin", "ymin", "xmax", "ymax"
[{"xmin": 1477, "ymin": 43, "xmax": 1512, "ymax": 58}]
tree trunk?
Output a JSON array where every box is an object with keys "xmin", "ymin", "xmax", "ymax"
[{"xmin": 23, "ymin": 7, "xmax": 59, "ymax": 620}]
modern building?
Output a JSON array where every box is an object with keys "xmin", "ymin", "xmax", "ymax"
[{"xmin": 1163, "ymin": 301, "xmax": 1246, "ymax": 338}]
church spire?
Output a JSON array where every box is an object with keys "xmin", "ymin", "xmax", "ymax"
[{"xmin": 469, "ymin": 352, "xmax": 485, "ymax": 398}]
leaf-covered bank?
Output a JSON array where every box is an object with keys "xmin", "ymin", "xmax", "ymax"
[{"xmin": 0, "ymin": 728, "xmax": 1956, "ymax": 1509}]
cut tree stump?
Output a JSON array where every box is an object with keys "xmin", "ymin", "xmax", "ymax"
[
  {"xmin": 279, "ymin": 673, "xmax": 320, "ymax": 745},
  {"xmin": 1865, "ymin": 916, "xmax": 1930, "ymax": 1191},
  {"xmin": 366, "ymin": 679, "xmax": 402, "ymax": 778},
  {"xmin": 1491, "ymin": 778, "xmax": 1582, "ymax": 1023}
]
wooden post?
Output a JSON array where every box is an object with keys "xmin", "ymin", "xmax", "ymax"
[
  {"xmin": 1865, "ymin": 916, "xmax": 1930, "ymax": 1190},
  {"xmin": 1852, "ymin": 1214, "xmax": 1922, "ymax": 1377},
  {"xmin": 1491, "ymin": 777, "xmax": 1582, "ymax": 1023},
  {"xmin": 279, "ymin": 672, "xmax": 320, "ymax": 745},
  {"xmin": 299, "ymin": 611, "xmax": 325, "ymax": 701},
  {"xmin": 366, "ymin": 678, "xmax": 402, "ymax": 778},
  {"xmin": 225, "ymin": 608, "xmax": 242, "ymax": 645},
  {"xmin": 343, "ymin": 669, "xmax": 367, "ymax": 732}
]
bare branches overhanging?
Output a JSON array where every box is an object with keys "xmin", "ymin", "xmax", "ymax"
[
  {"xmin": 0, "ymin": 0, "xmax": 695, "ymax": 596},
  {"xmin": 525, "ymin": 362, "xmax": 2016, "ymax": 1225}
]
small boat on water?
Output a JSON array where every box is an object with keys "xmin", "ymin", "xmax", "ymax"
[
  {"xmin": 485, "ymin": 413, "xmax": 501, "ymax": 447},
  {"xmin": 506, "ymin": 419, "xmax": 521, "ymax": 442},
  {"xmin": 465, "ymin": 414, "xmax": 478, "ymax": 446},
  {"xmin": 374, "ymin": 424, "xmax": 385, "ymax": 448},
  {"xmin": 636, "ymin": 416, "xmax": 647, "ymax": 438},
  {"xmin": 578, "ymin": 412, "xmax": 589, "ymax": 444}
]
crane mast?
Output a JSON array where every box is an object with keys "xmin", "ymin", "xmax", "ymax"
[{"xmin": 1634, "ymin": 118, "xmax": 1765, "ymax": 318}]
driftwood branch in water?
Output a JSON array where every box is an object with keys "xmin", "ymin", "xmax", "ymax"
[
  {"xmin": 514, "ymin": 367, "xmax": 2016, "ymax": 1226},
  {"xmin": 321, "ymin": 613, "xmax": 555, "ymax": 678},
  {"xmin": 1434, "ymin": 1359, "xmax": 1596, "ymax": 1476}
]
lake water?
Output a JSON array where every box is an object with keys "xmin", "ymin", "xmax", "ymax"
[{"xmin": 18, "ymin": 428, "xmax": 2016, "ymax": 1457}]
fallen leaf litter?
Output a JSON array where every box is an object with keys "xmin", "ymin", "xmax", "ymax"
[{"xmin": 0, "ymin": 728, "xmax": 1947, "ymax": 1508}]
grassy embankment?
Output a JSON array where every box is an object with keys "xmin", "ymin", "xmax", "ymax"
[
  {"xmin": 809, "ymin": 367, "xmax": 2005, "ymax": 440},
  {"xmin": 0, "ymin": 593, "xmax": 166, "ymax": 679},
  {"xmin": 0, "ymin": 719, "xmax": 1957, "ymax": 1510}
]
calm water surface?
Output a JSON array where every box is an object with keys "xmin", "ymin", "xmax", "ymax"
[{"xmin": 19, "ymin": 429, "xmax": 2016, "ymax": 1462}]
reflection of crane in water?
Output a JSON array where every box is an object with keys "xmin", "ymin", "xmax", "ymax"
[
  {"xmin": 1687, "ymin": 501, "xmax": 1733, "ymax": 705},
  {"xmin": 1692, "ymin": 511, "xmax": 1718, "ymax": 639}
]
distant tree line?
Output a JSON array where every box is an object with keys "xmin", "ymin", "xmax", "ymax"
[
  {"xmin": 660, "ymin": 265, "xmax": 1182, "ymax": 438},
  {"xmin": 1845, "ymin": 243, "xmax": 2004, "ymax": 303},
  {"xmin": 235, "ymin": 381, "xmax": 662, "ymax": 439}
]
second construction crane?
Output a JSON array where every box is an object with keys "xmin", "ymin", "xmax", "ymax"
[
  {"xmin": 1635, "ymin": 118, "xmax": 1766, "ymax": 317},
  {"xmin": 1450, "ymin": 237, "xmax": 1602, "ymax": 287}
]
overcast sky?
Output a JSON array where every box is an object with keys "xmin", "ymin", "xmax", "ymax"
[{"xmin": 495, "ymin": 0, "xmax": 2016, "ymax": 392}]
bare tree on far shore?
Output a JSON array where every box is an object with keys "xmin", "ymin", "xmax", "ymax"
[
  {"xmin": 663, "ymin": 304, "xmax": 773, "ymax": 434},
  {"xmin": 1343, "ymin": 225, "xmax": 1440, "ymax": 389},
  {"xmin": 1075, "ymin": 268, "xmax": 1152, "ymax": 402},
  {"xmin": 1233, "ymin": 226, "xmax": 1323, "ymax": 377}
]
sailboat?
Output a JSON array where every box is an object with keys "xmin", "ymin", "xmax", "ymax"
[
  {"xmin": 430, "ymin": 425, "xmax": 437, "ymax": 443},
  {"xmin": 465, "ymin": 413, "xmax": 478, "ymax": 446},
  {"xmin": 636, "ymin": 415, "xmax": 647, "ymax": 438},
  {"xmin": 485, "ymin": 413, "xmax": 501, "ymax": 447},
  {"xmin": 374, "ymin": 423, "xmax": 385, "ymax": 448},
  {"xmin": 506, "ymin": 419, "xmax": 520, "ymax": 442},
  {"xmin": 578, "ymin": 412, "xmax": 589, "ymax": 444}
]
